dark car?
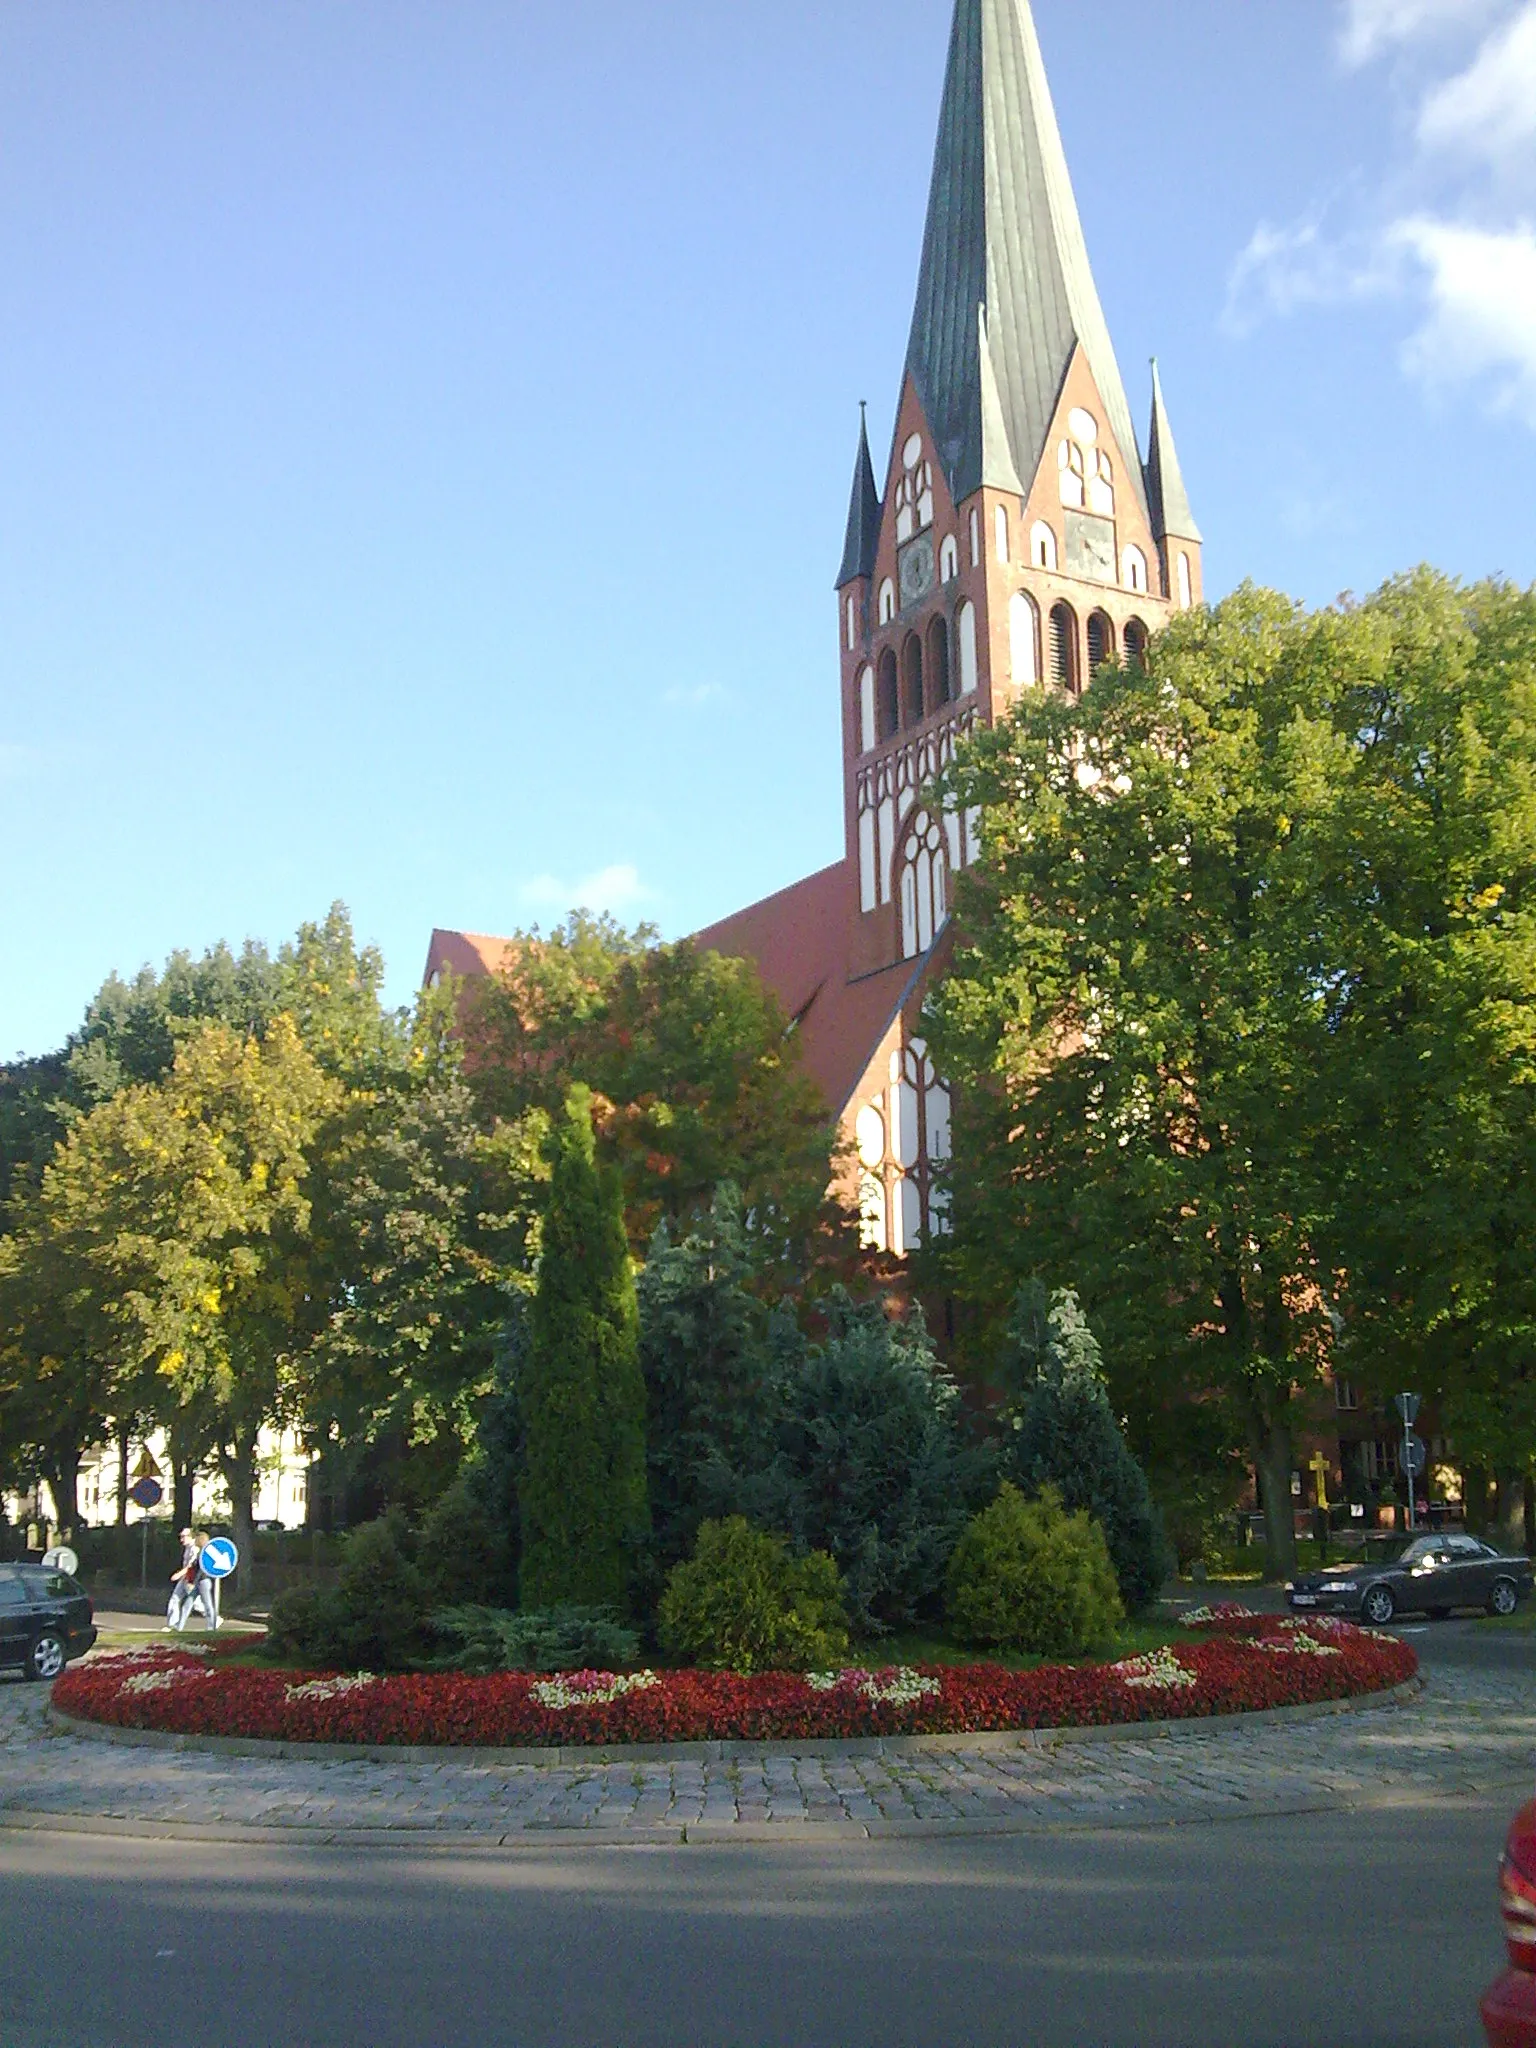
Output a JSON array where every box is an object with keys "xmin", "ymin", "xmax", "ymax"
[
  {"xmin": 1287, "ymin": 1533, "xmax": 1534, "ymax": 1625},
  {"xmin": 0, "ymin": 1565, "xmax": 97, "ymax": 1681}
]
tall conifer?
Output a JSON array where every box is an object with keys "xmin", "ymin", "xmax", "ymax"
[{"xmin": 519, "ymin": 1087, "xmax": 648, "ymax": 1610}]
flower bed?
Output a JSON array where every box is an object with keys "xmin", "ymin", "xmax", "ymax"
[{"xmin": 52, "ymin": 1614, "xmax": 1416, "ymax": 1751}]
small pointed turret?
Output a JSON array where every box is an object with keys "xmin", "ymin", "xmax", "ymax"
[
  {"xmin": 905, "ymin": 0, "xmax": 1148, "ymax": 518},
  {"xmin": 1145, "ymin": 359, "xmax": 1201, "ymax": 544},
  {"xmin": 836, "ymin": 404, "xmax": 882, "ymax": 589}
]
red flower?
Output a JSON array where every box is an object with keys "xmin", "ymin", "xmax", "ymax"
[{"xmin": 52, "ymin": 1618, "xmax": 1417, "ymax": 1750}]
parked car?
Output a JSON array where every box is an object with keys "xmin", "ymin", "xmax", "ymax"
[
  {"xmin": 0, "ymin": 1565, "xmax": 97, "ymax": 1680},
  {"xmin": 1482, "ymin": 1799, "xmax": 1536, "ymax": 2045},
  {"xmin": 1287, "ymin": 1533, "xmax": 1534, "ymax": 1624}
]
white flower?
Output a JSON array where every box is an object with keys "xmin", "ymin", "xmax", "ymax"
[
  {"xmin": 804, "ymin": 1667, "xmax": 942, "ymax": 1706},
  {"xmin": 285, "ymin": 1674, "xmax": 379, "ymax": 1702},
  {"xmin": 529, "ymin": 1671, "xmax": 659, "ymax": 1712},
  {"xmin": 1112, "ymin": 1647, "xmax": 1199, "ymax": 1691},
  {"xmin": 121, "ymin": 1669, "xmax": 194, "ymax": 1695},
  {"xmin": 1255, "ymin": 1634, "xmax": 1342, "ymax": 1658}
]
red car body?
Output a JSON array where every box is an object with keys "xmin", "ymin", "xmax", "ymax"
[{"xmin": 1482, "ymin": 1801, "xmax": 1536, "ymax": 2046}]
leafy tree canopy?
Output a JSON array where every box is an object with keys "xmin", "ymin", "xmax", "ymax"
[
  {"xmin": 462, "ymin": 912, "xmax": 844, "ymax": 1271},
  {"xmin": 928, "ymin": 571, "xmax": 1536, "ymax": 1575}
]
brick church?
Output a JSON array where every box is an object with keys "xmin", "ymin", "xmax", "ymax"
[{"xmin": 426, "ymin": 0, "xmax": 1203, "ymax": 1262}]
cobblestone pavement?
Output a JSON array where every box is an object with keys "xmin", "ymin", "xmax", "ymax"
[{"xmin": 2, "ymin": 1667, "xmax": 1532, "ymax": 1845}]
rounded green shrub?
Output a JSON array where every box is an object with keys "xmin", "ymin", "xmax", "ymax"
[
  {"xmin": 658, "ymin": 1517, "xmax": 849, "ymax": 1673},
  {"xmin": 945, "ymin": 1483, "xmax": 1124, "ymax": 1657}
]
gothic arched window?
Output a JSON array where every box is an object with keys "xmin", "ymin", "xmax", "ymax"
[
  {"xmin": 1010, "ymin": 590, "xmax": 1039, "ymax": 686},
  {"xmin": 1031, "ymin": 522, "xmax": 1058, "ymax": 572},
  {"xmin": 926, "ymin": 615, "xmax": 951, "ymax": 713},
  {"xmin": 957, "ymin": 601, "xmax": 978, "ymax": 695},
  {"xmin": 940, "ymin": 534, "xmax": 959, "ymax": 583},
  {"xmin": 877, "ymin": 650, "xmax": 899, "ymax": 741},
  {"xmin": 902, "ymin": 634, "xmax": 925, "ymax": 727},
  {"xmin": 1177, "ymin": 553, "xmax": 1193, "ymax": 609},
  {"xmin": 879, "ymin": 578, "xmax": 896, "ymax": 625},
  {"xmin": 1124, "ymin": 618, "xmax": 1149, "ymax": 667},
  {"xmin": 1122, "ymin": 544, "xmax": 1148, "ymax": 594},
  {"xmin": 899, "ymin": 807, "xmax": 948, "ymax": 960},
  {"xmin": 1086, "ymin": 612, "xmax": 1115, "ymax": 673},
  {"xmin": 1049, "ymin": 602, "xmax": 1079, "ymax": 694},
  {"xmin": 858, "ymin": 664, "xmax": 876, "ymax": 753}
]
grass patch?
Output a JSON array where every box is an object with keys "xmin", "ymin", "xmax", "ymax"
[{"xmin": 856, "ymin": 1617, "xmax": 1195, "ymax": 1674}]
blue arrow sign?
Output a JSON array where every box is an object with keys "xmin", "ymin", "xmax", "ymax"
[{"xmin": 199, "ymin": 1537, "xmax": 239, "ymax": 1580}]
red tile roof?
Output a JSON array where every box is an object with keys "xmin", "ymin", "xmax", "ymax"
[
  {"xmin": 694, "ymin": 864, "xmax": 927, "ymax": 1118},
  {"xmin": 423, "ymin": 929, "xmax": 520, "ymax": 984}
]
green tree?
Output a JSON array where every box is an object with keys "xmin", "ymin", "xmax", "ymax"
[
  {"xmin": 1001, "ymin": 1286, "xmax": 1170, "ymax": 1615},
  {"xmin": 1302, "ymin": 576, "xmax": 1536, "ymax": 1523},
  {"xmin": 518, "ymin": 1087, "xmax": 649, "ymax": 1611},
  {"xmin": 929, "ymin": 585, "xmax": 1356, "ymax": 1579}
]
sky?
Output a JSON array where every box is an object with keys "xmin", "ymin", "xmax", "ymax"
[{"xmin": 3, "ymin": 0, "xmax": 1534, "ymax": 1059}]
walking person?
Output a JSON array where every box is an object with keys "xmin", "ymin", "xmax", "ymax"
[
  {"xmin": 167, "ymin": 1528, "xmax": 201, "ymax": 1631},
  {"xmin": 190, "ymin": 1528, "xmax": 219, "ymax": 1631}
]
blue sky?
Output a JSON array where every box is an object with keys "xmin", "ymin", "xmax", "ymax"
[{"xmin": 3, "ymin": 0, "xmax": 1534, "ymax": 1058}]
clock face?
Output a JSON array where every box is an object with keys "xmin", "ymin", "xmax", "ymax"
[
  {"xmin": 899, "ymin": 535, "xmax": 936, "ymax": 608},
  {"xmin": 1065, "ymin": 511, "xmax": 1116, "ymax": 585}
]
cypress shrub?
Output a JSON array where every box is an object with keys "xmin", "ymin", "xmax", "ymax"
[
  {"xmin": 518, "ymin": 1087, "xmax": 649, "ymax": 1611},
  {"xmin": 1003, "ymin": 1286, "xmax": 1171, "ymax": 1616},
  {"xmin": 638, "ymin": 1186, "xmax": 771, "ymax": 1576},
  {"xmin": 744, "ymin": 1292, "xmax": 994, "ymax": 1634}
]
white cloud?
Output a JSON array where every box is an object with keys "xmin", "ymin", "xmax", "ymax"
[
  {"xmin": 517, "ymin": 863, "xmax": 653, "ymax": 916},
  {"xmin": 1417, "ymin": 1, "xmax": 1536, "ymax": 163},
  {"xmin": 1391, "ymin": 216, "xmax": 1536, "ymax": 421},
  {"xmin": 1341, "ymin": 0, "xmax": 1502, "ymax": 65},
  {"xmin": 1223, "ymin": 214, "xmax": 1390, "ymax": 336}
]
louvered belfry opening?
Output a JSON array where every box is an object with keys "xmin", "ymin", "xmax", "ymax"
[
  {"xmin": 926, "ymin": 615, "xmax": 952, "ymax": 713},
  {"xmin": 1124, "ymin": 618, "xmax": 1149, "ymax": 667},
  {"xmin": 1086, "ymin": 612, "xmax": 1114, "ymax": 673},
  {"xmin": 902, "ymin": 634, "xmax": 926, "ymax": 727},
  {"xmin": 877, "ymin": 650, "xmax": 900, "ymax": 740},
  {"xmin": 1050, "ymin": 602, "xmax": 1078, "ymax": 693}
]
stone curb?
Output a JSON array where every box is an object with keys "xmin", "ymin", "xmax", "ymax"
[{"xmin": 44, "ymin": 1676, "xmax": 1422, "ymax": 1770}]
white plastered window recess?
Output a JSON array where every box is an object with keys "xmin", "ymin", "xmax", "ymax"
[
  {"xmin": 878, "ymin": 578, "xmax": 896, "ymax": 625},
  {"xmin": 1031, "ymin": 522, "xmax": 1058, "ymax": 572}
]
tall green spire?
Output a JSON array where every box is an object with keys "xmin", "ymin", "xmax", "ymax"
[{"xmin": 905, "ymin": 0, "xmax": 1147, "ymax": 520}]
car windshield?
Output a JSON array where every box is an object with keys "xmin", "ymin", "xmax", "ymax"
[{"xmin": 1363, "ymin": 1536, "xmax": 1439, "ymax": 1565}]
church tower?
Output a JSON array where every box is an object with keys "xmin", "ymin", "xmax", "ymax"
[
  {"xmin": 426, "ymin": 0, "xmax": 1208, "ymax": 1272},
  {"xmin": 837, "ymin": 0, "xmax": 1201, "ymax": 993}
]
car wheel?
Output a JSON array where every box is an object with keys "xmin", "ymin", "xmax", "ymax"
[
  {"xmin": 1488, "ymin": 1577, "xmax": 1520, "ymax": 1618},
  {"xmin": 1362, "ymin": 1584, "xmax": 1396, "ymax": 1626},
  {"xmin": 26, "ymin": 1632, "xmax": 66, "ymax": 1683}
]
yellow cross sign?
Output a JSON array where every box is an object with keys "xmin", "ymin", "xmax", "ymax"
[{"xmin": 1308, "ymin": 1452, "xmax": 1330, "ymax": 1511}]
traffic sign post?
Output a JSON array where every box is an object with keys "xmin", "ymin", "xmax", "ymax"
[
  {"xmin": 128, "ymin": 1476, "xmax": 164, "ymax": 1587},
  {"xmin": 1398, "ymin": 1396, "xmax": 1424, "ymax": 1529},
  {"xmin": 198, "ymin": 1538, "xmax": 238, "ymax": 1631}
]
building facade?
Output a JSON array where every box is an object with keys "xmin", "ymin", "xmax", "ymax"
[{"xmin": 429, "ymin": 0, "xmax": 1204, "ymax": 1263}]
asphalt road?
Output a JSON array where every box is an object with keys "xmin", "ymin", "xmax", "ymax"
[{"xmin": 0, "ymin": 1796, "xmax": 1513, "ymax": 2048}]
